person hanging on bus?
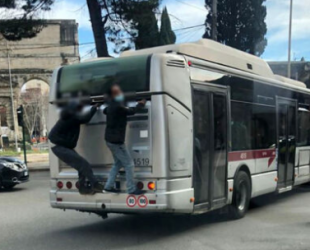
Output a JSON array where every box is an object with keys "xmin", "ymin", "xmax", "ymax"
[
  {"xmin": 103, "ymin": 84, "xmax": 146, "ymax": 195},
  {"xmin": 49, "ymin": 100, "xmax": 104, "ymax": 195}
]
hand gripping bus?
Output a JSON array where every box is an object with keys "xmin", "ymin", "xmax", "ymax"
[{"xmin": 49, "ymin": 39, "xmax": 310, "ymax": 219}]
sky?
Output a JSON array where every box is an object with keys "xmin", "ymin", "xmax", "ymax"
[{"xmin": 4, "ymin": 0, "xmax": 310, "ymax": 61}]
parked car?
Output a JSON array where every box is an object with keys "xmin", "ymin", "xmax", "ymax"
[{"xmin": 0, "ymin": 157, "xmax": 29, "ymax": 190}]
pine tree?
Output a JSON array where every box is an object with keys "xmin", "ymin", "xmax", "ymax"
[
  {"xmin": 135, "ymin": 11, "xmax": 160, "ymax": 49},
  {"xmin": 203, "ymin": 0, "xmax": 267, "ymax": 56},
  {"xmin": 159, "ymin": 7, "xmax": 176, "ymax": 46},
  {"xmin": 114, "ymin": 0, "xmax": 160, "ymax": 50}
]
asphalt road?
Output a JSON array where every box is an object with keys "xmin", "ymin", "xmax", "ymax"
[{"xmin": 1, "ymin": 172, "xmax": 310, "ymax": 250}]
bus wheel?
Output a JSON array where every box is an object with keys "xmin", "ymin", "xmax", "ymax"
[{"xmin": 229, "ymin": 171, "xmax": 251, "ymax": 219}]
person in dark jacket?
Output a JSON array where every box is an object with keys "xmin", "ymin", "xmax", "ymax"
[
  {"xmin": 104, "ymin": 84, "xmax": 146, "ymax": 195},
  {"xmin": 49, "ymin": 100, "xmax": 104, "ymax": 194}
]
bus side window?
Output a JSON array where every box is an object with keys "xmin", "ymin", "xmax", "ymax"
[
  {"xmin": 253, "ymin": 105, "xmax": 276, "ymax": 149},
  {"xmin": 297, "ymin": 110, "xmax": 310, "ymax": 147},
  {"xmin": 231, "ymin": 102, "xmax": 253, "ymax": 151},
  {"xmin": 231, "ymin": 102, "xmax": 276, "ymax": 151}
]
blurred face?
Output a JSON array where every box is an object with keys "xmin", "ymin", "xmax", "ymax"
[
  {"xmin": 111, "ymin": 85, "xmax": 124, "ymax": 102},
  {"xmin": 111, "ymin": 85, "xmax": 122, "ymax": 98}
]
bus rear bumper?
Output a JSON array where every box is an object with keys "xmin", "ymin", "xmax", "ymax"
[{"xmin": 50, "ymin": 188, "xmax": 194, "ymax": 214}]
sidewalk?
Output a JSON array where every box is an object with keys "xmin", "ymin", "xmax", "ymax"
[
  {"xmin": 27, "ymin": 162, "xmax": 49, "ymax": 171},
  {"xmin": 16, "ymin": 153, "xmax": 50, "ymax": 171}
]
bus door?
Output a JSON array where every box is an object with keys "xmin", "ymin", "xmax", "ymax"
[
  {"xmin": 276, "ymin": 98, "xmax": 297, "ymax": 189},
  {"xmin": 192, "ymin": 84, "xmax": 229, "ymax": 210}
]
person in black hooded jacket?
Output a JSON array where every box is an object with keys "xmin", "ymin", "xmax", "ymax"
[{"xmin": 49, "ymin": 100, "xmax": 104, "ymax": 194}]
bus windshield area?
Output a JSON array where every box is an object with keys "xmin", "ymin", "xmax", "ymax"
[{"xmin": 58, "ymin": 55, "xmax": 150, "ymax": 97}]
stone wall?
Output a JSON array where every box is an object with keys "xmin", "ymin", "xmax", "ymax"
[{"xmin": 0, "ymin": 20, "xmax": 80, "ymax": 143}]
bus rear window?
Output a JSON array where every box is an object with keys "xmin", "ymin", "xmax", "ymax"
[{"xmin": 58, "ymin": 55, "xmax": 151, "ymax": 97}]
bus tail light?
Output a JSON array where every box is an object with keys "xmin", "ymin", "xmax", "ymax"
[
  {"xmin": 76, "ymin": 181, "xmax": 80, "ymax": 189},
  {"xmin": 66, "ymin": 181, "xmax": 72, "ymax": 189},
  {"xmin": 57, "ymin": 181, "xmax": 63, "ymax": 189},
  {"xmin": 147, "ymin": 182, "xmax": 156, "ymax": 190},
  {"xmin": 137, "ymin": 182, "xmax": 144, "ymax": 190},
  {"xmin": 149, "ymin": 200, "xmax": 156, "ymax": 204}
]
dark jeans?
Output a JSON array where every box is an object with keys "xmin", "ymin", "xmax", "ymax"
[{"xmin": 52, "ymin": 145, "xmax": 97, "ymax": 185}]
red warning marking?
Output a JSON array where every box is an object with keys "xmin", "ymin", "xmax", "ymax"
[
  {"xmin": 126, "ymin": 195, "xmax": 137, "ymax": 207},
  {"xmin": 137, "ymin": 195, "xmax": 148, "ymax": 208}
]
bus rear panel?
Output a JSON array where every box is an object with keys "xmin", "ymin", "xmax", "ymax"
[{"xmin": 49, "ymin": 54, "xmax": 195, "ymax": 215}]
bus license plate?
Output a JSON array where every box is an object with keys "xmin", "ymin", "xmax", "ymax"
[{"xmin": 134, "ymin": 158, "xmax": 150, "ymax": 166}]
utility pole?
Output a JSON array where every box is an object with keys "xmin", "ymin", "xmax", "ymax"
[
  {"xmin": 211, "ymin": 0, "xmax": 218, "ymax": 41},
  {"xmin": 17, "ymin": 106, "xmax": 27, "ymax": 164},
  {"xmin": 288, "ymin": 0, "xmax": 293, "ymax": 78},
  {"xmin": 6, "ymin": 41, "xmax": 19, "ymax": 151}
]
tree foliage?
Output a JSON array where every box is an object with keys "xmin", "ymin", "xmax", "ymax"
[
  {"xmin": 0, "ymin": 0, "xmax": 55, "ymax": 41},
  {"xmin": 21, "ymin": 88, "xmax": 49, "ymax": 139},
  {"xmin": 116, "ymin": 0, "xmax": 161, "ymax": 50},
  {"xmin": 159, "ymin": 7, "xmax": 176, "ymax": 46},
  {"xmin": 203, "ymin": 0, "xmax": 267, "ymax": 56},
  {"xmin": 87, "ymin": 0, "xmax": 177, "ymax": 55}
]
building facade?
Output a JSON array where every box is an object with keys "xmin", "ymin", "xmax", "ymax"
[
  {"xmin": 0, "ymin": 19, "xmax": 79, "ymax": 145},
  {"xmin": 268, "ymin": 61, "xmax": 310, "ymax": 88}
]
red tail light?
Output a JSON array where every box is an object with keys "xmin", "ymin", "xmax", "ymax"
[
  {"xmin": 147, "ymin": 182, "xmax": 156, "ymax": 190},
  {"xmin": 57, "ymin": 181, "xmax": 63, "ymax": 189},
  {"xmin": 137, "ymin": 182, "xmax": 144, "ymax": 190},
  {"xmin": 66, "ymin": 181, "xmax": 72, "ymax": 189},
  {"xmin": 76, "ymin": 181, "xmax": 80, "ymax": 189}
]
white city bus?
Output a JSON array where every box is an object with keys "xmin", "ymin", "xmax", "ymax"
[{"xmin": 49, "ymin": 39, "xmax": 310, "ymax": 219}]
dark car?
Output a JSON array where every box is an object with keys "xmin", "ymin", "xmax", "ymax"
[{"xmin": 0, "ymin": 157, "xmax": 29, "ymax": 190}]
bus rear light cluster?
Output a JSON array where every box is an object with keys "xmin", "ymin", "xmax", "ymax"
[
  {"xmin": 57, "ymin": 181, "xmax": 75, "ymax": 190},
  {"xmin": 137, "ymin": 182, "xmax": 144, "ymax": 190},
  {"xmin": 147, "ymin": 182, "xmax": 156, "ymax": 190},
  {"xmin": 57, "ymin": 181, "xmax": 63, "ymax": 189},
  {"xmin": 66, "ymin": 181, "xmax": 73, "ymax": 189}
]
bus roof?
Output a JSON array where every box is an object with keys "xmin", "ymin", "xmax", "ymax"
[{"xmin": 121, "ymin": 39, "xmax": 306, "ymax": 89}]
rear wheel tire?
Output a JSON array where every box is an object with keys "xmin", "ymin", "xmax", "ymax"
[{"xmin": 229, "ymin": 171, "xmax": 251, "ymax": 220}]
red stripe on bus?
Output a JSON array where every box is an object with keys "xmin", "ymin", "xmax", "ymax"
[{"xmin": 228, "ymin": 149, "xmax": 276, "ymax": 164}]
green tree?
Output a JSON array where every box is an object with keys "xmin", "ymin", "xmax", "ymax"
[
  {"xmin": 159, "ymin": 7, "xmax": 176, "ymax": 46},
  {"xmin": 134, "ymin": 11, "xmax": 160, "ymax": 50},
  {"xmin": 0, "ymin": 0, "xmax": 15, "ymax": 8},
  {"xmin": 120, "ymin": 0, "xmax": 160, "ymax": 50},
  {"xmin": 203, "ymin": 0, "xmax": 267, "ymax": 56},
  {"xmin": 0, "ymin": 0, "xmax": 55, "ymax": 41},
  {"xmin": 85, "ymin": 0, "xmax": 161, "ymax": 55}
]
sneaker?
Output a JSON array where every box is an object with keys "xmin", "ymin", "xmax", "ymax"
[
  {"xmin": 104, "ymin": 187, "xmax": 121, "ymax": 194},
  {"xmin": 79, "ymin": 184, "xmax": 95, "ymax": 195},
  {"xmin": 92, "ymin": 182, "xmax": 105, "ymax": 193},
  {"xmin": 129, "ymin": 189, "xmax": 146, "ymax": 195}
]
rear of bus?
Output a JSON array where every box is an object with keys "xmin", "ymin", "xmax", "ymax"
[{"xmin": 49, "ymin": 53, "xmax": 194, "ymax": 215}]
